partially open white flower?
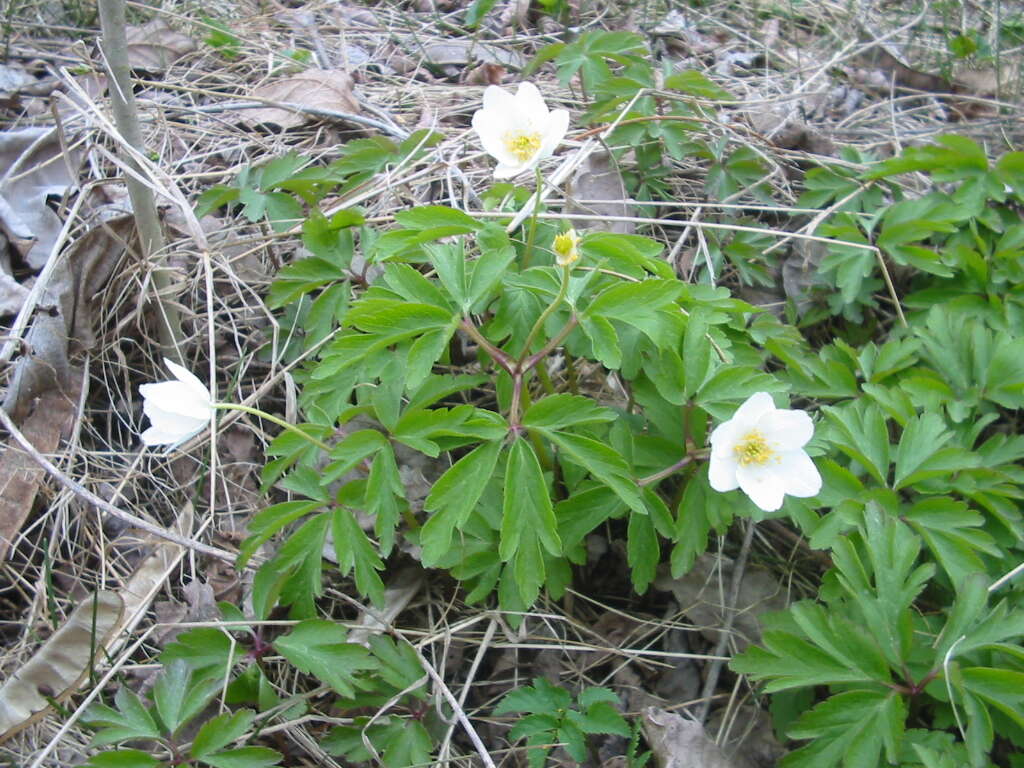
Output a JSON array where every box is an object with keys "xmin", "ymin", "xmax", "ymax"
[
  {"xmin": 553, "ymin": 228, "xmax": 581, "ymax": 267},
  {"xmin": 708, "ymin": 392, "xmax": 821, "ymax": 512},
  {"xmin": 471, "ymin": 82, "xmax": 570, "ymax": 179},
  {"xmin": 139, "ymin": 358, "xmax": 214, "ymax": 447}
]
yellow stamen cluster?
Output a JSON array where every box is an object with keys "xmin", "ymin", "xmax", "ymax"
[
  {"xmin": 553, "ymin": 229, "xmax": 580, "ymax": 267},
  {"xmin": 505, "ymin": 131, "xmax": 542, "ymax": 163},
  {"xmin": 734, "ymin": 430, "xmax": 775, "ymax": 466}
]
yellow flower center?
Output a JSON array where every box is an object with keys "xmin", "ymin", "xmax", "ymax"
[
  {"xmin": 553, "ymin": 230, "xmax": 580, "ymax": 266},
  {"xmin": 505, "ymin": 131, "xmax": 542, "ymax": 163},
  {"xmin": 734, "ymin": 430, "xmax": 776, "ymax": 466}
]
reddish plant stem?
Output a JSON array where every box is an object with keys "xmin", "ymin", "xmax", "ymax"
[
  {"xmin": 460, "ymin": 317, "xmax": 515, "ymax": 375},
  {"xmin": 637, "ymin": 447, "xmax": 709, "ymax": 487}
]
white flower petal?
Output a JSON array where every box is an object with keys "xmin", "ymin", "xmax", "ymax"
[
  {"xmin": 775, "ymin": 450, "xmax": 822, "ymax": 498},
  {"xmin": 493, "ymin": 161, "xmax": 527, "ymax": 179},
  {"xmin": 163, "ymin": 358, "xmax": 212, "ymax": 403},
  {"xmin": 708, "ymin": 418, "xmax": 745, "ymax": 457},
  {"xmin": 482, "ymin": 84, "xmax": 517, "ymax": 114},
  {"xmin": 732, "ymin": 391, "xmax": 776, "ymax": 426},
  {"xmin": 708, "ymin": 455, "xmax": 739, "ymax": 492},
  {"xmin": 759, "ymin": 408, "xmax": 814, "ymax": 451},
  {"xmin": 471, "ymin": 110, "xmax": 517, "ymax": 165},
  {"xmin": 141, "ymin": 425, "xmax": 188, "ymax": 446},
  {"xmin": 538, "ymin": 109, "xmax": 569, "ymax": 160},
  {"xmin": 736, "ymin": 462, "xmax": 787, "ymax": 511},
  {"xmin": 514, "ymin": 82, "xmax": 549, "ymax": 117},
  {"xmin": 140, "ymin": 380, "xmax": 211, "ymax": 422}
]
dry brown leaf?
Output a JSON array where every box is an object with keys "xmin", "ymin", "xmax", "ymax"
[
  {"xmin": 853, "ymin": 46, "xmax": 948, "ymax": 93},
  {"xmin": 0, "ymin": 270, "xmax": 29, "ymax": 315},
  {"xmin": 642, "ymin": 708, "xmax": 741, "ymax": 768},
  {"xmin": 3, "ymin": 213, "xmax": 124, "ymax": 418},
  {"xmin": 706, "ymin": 705, "xmax": 785, "ymax": 768},
  {"xmin": 0, "ymin": 376, "xmax": 80, "ymax": 558},
  {"xmin": 0, "ymin": 126, "xmax": 79, "ymax": 269},
  {"xmin": 421, "ymin": 40, "xmax": 526, "ymax": 70},
  {"xmin": 125, "ymin": 19, "xmax": 196, "ymax": 72},
  {"xmin": 0, "ymin": 591, "xmax": 124, "ymax": 743},
  {"xmin": 114, "ymin": 503, "xmax": 193, "ymax": 639},
  {"xmin": 348, "ymin": 567, "xmax": 422, "ymax": 645},
  {"xmin": 654, "ymin": 554, "xmax": 788, "ymax": 652},
  {"xmin": 746, "ymin": 105, "xmax": 835, "ymax": 155},
  {"xmin": 951, "ymin": 68, "xmax": 1020, "ymax": 120},
  {"xmin": 244, "ymin": 70, "xmax": 361, "ymax": 129},
  {"xmin": 567, "ymin": 151, "xmax": 634, "ymax": 235},
  {"xmin": 464, "ymin": 62, "xmax": 506, "ymax": 85},
  {"xmin": 0, "ymin": 63, "xmax": 34, "ymax": 93}
]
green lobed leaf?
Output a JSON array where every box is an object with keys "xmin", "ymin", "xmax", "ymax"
[
  {"xmin": 153, "ymin": 660, "xmax": 221, "ymax": 737},
  {"xmin": 83, "ymin": 751, "xmax": 162, "ymax": 768},
  {"xmin": 191, "ymin": 710, "xmax": 256, "ymax": 759},
  {"xmin": 85, "ymin": 688, "xmax": 162, "ymax": 747},
  {"xmin": 783, "ymin": 688, "xmax": 907, "ymax": 768},
  {"xmin": 331, "ymin": 508, "xmax": 386, "ymax": 607},
  {"xmin": 495, "ymin": 677, "xmax": 573, "ymax": 714},
  {"xmin": 822, "ymin": 401, "xmax": 891, "ymax": 486},
  {"xmin": 500, "ymin": 440, "xmax": 561, "ymax": 562},
  {"xmin": 273, "ymin": 620, "xmax": 378, "ymax": 698},
  {"xmin": 522, "ymin": 394, "xmax": 618, "ymax": 431},
  {"xmin": 627, "ymin": 511, "xmax": 658, "ymax": 594},
  {"xmin": 159, "ymin": 627, "xmax": 238, "ymax": 673},
  {"xmin": 198, "ymin": 746, "xmax": 282, "ymax": 768},
  {"xmin": 543, "ymin": 430, "xmax": 646, "ymax": 513},
  {"xmin": 421, "ymin": 441, "xmax": 503, "ymax": 565},
  {"xmin": 903, "ymin": 498, "xmax": 997, "ymax": 592}
]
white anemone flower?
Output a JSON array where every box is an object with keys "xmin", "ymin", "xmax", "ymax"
[
  {"xmin": 471, "ymin": 82, "xmax": 570, "ymax": 179},
  {"xmin": 139, "ymin": 358, "xmax": 214, "ymax": 447},
  {"xmin": 708, "ymin": 392, "xmax": 821, "ymax": 512}
]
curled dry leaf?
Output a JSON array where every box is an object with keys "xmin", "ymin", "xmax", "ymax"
[
  {"xmin": 125, "ymin": 19, "xmax": 196, "ymax": 72},
  {"xmin": 0, "ymin": 126, "xmax": 79, "ymax": 269},
  {"xmin": 0, "ymin": 591, "xmax": 124, "ymax": 742},
  {"xmin": 243, "ymin": 69, "xmax": 361, "ymax": 129}
]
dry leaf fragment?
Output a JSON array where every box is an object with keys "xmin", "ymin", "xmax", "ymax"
[
  {"xmin": 0, "ymin": 126, "xmax": 79, "ymax": 269},
  {"xmin": 641, "ymin": 707, "xmax": 741, "ymax": 768},
  {"xmin": 654, "ymin": 554, "xmax": 788, "ymax": 652},
  {"xmin": 0, "ymin": 271, "xmax": 29, "ymax": 315},
  {"xmin": 567, "ymin": 150, "xmax": 634, "ymax": 235},
  {"xmin": 0, "ymin": 591, "xmax": 124, "ymax": 742},
  {"xmin": 0, "ymin": 376, "xmax": 80, "ymax": 558},
  {"xmin": 125, "ymin": 19, "xmax": 196, "ymax": 72},
  {"xmin": 421, "ymin": 40, "xmax": 526, "ymax": 70},
  {"xmin": 244, "ymin": 69, "xmax": 361, "ymax": 129},
  {"xmin": 0, "ymin": 62, "xmax": 35, "ymax": 95}
]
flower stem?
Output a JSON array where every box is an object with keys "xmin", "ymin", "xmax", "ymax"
[
  {"xmin": 523, "ymin": 314, "xmax": 578, "ymax": 373},
  {"xmin": 519, "ymin": 264, "xmax": 570, "ymax": 360},
  {"xmin": 212, "ymin": 403, "xmax": 330, "ymax": 452},
  {"xmin": 520, "ymin": 166, "xmax": 544, "ymax": 270}
]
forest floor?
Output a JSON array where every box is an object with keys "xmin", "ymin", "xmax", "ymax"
[{"xmin": 0, "ymin": 0, "xmax": 1022, "ymax": 766}]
